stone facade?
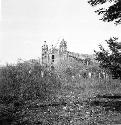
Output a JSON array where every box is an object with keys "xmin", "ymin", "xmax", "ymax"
[
  {"xmin": 41, "ymin": 39, "xmax": 89, "ymax": 67},
  {"xmin": 41, "ymin": 39, "xmax": 109, "ymax": 79}
]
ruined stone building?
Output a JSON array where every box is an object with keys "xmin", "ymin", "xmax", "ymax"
[
  {"xmin": 42, "ymin": 39, "xmax": 67, "ymax": 66},
  {"xmin": 41, "ymin": 39, "xmax": 109, "ymax": 79},
  {"xmin": 41, "ymin": 39, "xmax": 91, "ymax": 67}
]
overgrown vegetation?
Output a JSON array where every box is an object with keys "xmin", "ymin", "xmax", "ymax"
[
  {"xmin": 94, "ymin": 37, "xmax": 121, "ymax": 79},
  {"xmin": 0, "ymin": 58, "xmax": 121, "ymax": 124},
  {"xmin": 0, "ymin": 60, "xmax": 62, "ymax": 124}
]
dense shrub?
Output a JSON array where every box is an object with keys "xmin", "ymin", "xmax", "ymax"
[{"xmin": 0, "ymin": 60, "xmax": 62, "ymax": 124}]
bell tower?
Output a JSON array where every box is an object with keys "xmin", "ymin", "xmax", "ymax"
[
  {"xmin": 42, "ymin": 41, "xmax": 48, "ymax": 65},
  {"xmin": 59, "ymin": 39, "xmax": 67, "ymax": 54}
]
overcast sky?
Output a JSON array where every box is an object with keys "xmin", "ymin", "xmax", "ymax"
[{"xmin": 0, "ymin": 0, "xmax": 121, "ymax": 65}]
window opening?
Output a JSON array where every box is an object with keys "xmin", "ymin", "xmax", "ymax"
[{"xmin": 52, "ymin": 55, "xmax": 54, "ymax": 62}]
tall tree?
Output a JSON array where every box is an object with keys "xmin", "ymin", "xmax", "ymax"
[
  {"xmin": 95, "ymin": 37, "xmax": 121, "ymax": 79},
  {"xmin": 88, "ymin": 0, "xmax": 121, "ymax": 25}
]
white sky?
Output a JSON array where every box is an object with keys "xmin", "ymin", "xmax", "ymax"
[{"xmin": 0, "ymin": 0, "xmax": 121, "ymax": 65}]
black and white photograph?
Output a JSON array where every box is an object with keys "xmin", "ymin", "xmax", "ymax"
[{"xmin": 0, "ymin": 0, "xmax": 121, "ymax": 124}]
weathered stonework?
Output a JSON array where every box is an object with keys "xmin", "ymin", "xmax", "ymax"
[
  {"xmin": 41, "ymin": 39, "xmax": 109, "ymax": 79},
  {"xmin": 41, "ymin": 39, "xmax": 91, "ymax": 67}
]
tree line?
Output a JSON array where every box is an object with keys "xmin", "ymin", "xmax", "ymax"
[{"xmin": 88, "ymin": 0, "xmax": 121, "ymax": 79}]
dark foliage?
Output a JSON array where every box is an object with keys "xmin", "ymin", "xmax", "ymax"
[
  {"xmin": 0, "ymin": 61, "xmax": 62, "ymax": 124},
  {"xmin": 94, "ymin": 37, "xmax": 121, "ymax": 79},
  {"xmin": 90, "ymin": 96, "xmax": 121, "ymax": 112},
  {"xmin": 88, "ymin": 0, "xmax": 121, "ymax": 25}
]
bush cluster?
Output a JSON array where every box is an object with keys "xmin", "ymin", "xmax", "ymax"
[{"xmin": 0, "ymin": 61, "xmax": 61, "ymax": 124}]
